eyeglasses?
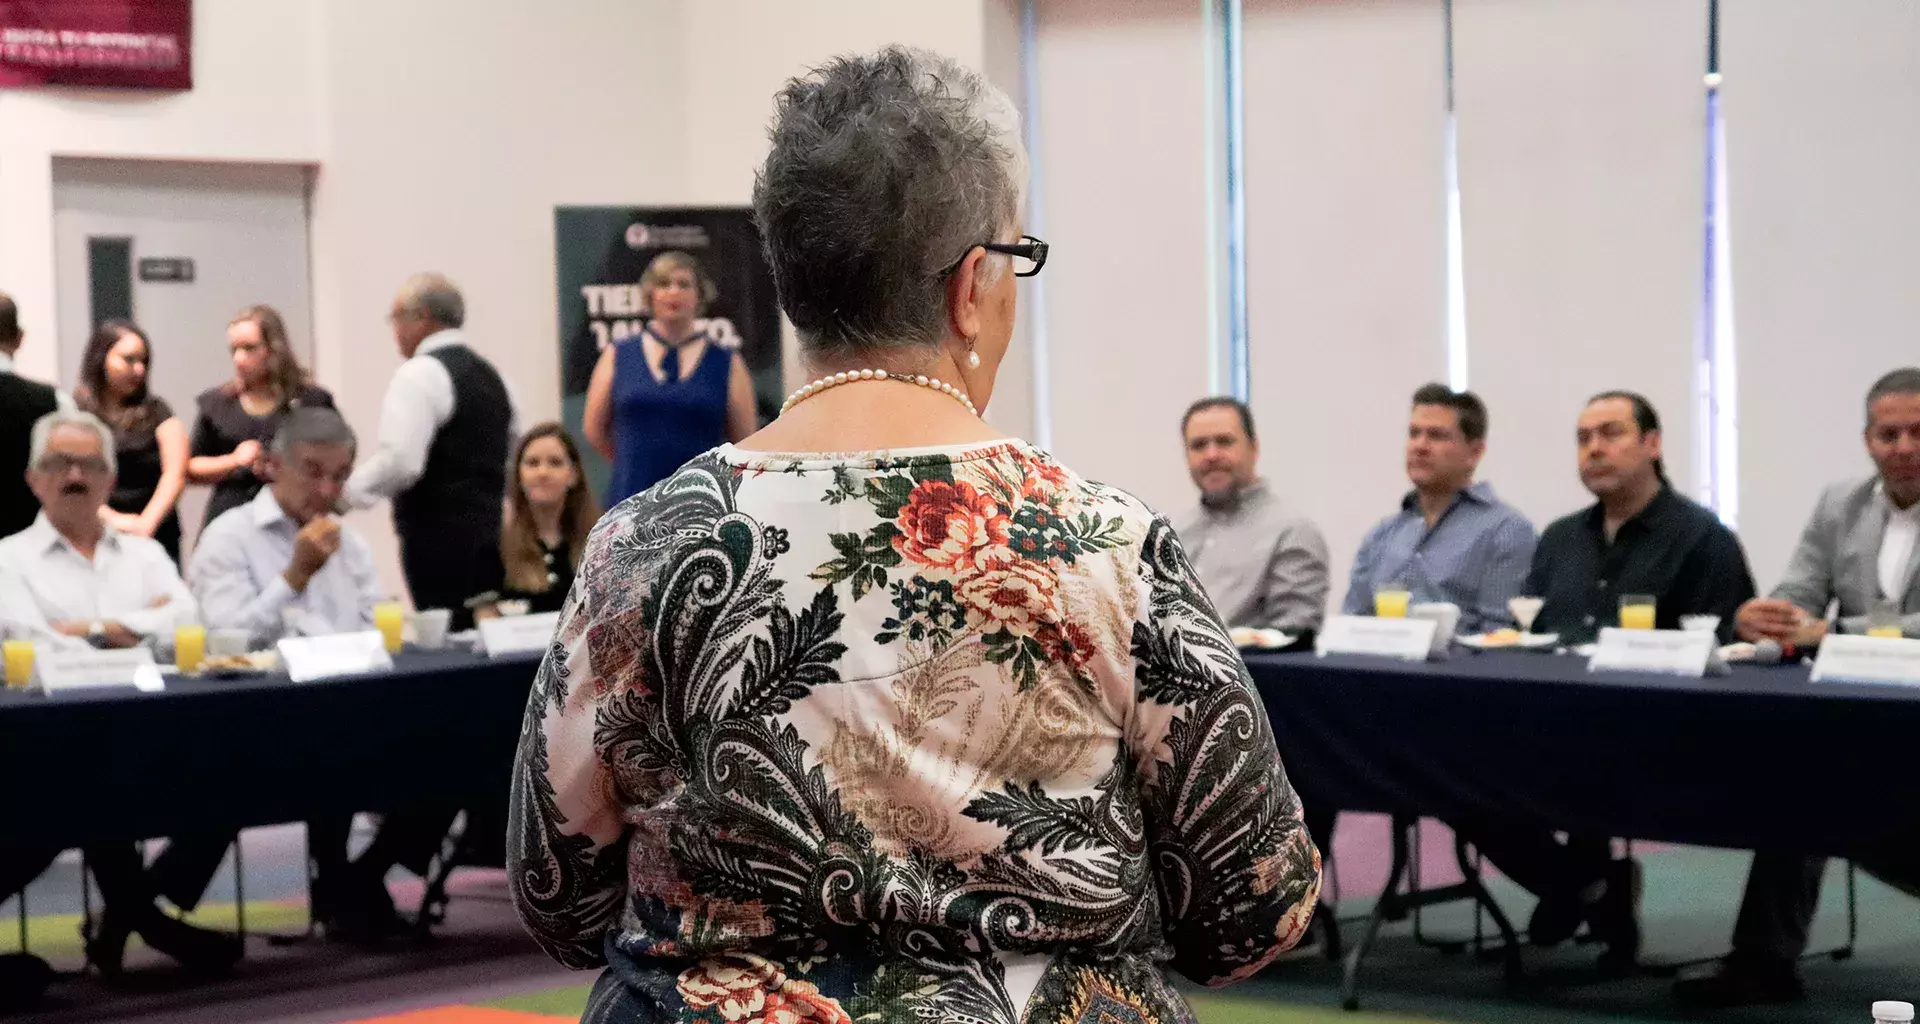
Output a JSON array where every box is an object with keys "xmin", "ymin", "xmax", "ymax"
[
  {"xmin": 36, "ymin": 454, "xmax": 109, "ymax": 476},
  {"xmin": 940, "ymin": 235, "xmax": 1049, "ymax": 279}
]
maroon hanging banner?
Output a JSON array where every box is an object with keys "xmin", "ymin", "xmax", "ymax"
[{"xmin": 0, "ymin": 0, "xmax": 191, "ymax": 90}]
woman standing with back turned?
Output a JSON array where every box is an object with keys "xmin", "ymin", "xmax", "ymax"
[{"xmin": 509, "ymin": 47, "xmax": 1319, "ymax": 1024}]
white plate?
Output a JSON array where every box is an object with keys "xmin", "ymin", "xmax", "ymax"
[
  {"xmin": 1456, "ymin": 632, "xmax": 1560, "ymax": 651},
  {"xmin": 1231, "ymin": 627, "xmax": 1295, "ymax": 650}
]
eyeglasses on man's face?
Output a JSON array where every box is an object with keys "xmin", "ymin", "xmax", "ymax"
[{"xmin": 36, "ymin": 453, "xmax": 109, "ymax": 476}]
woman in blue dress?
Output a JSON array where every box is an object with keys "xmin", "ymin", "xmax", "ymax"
[{"xmin": 583, "ymin": 251, "xmax": 759, "ymax": 507}]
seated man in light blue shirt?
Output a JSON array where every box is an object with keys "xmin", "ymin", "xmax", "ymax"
[
  {"xmin": 189, "ymin": 406, "xmax": 407, "ymax": 940},
  {"xmin": 1342, "ymin": 383, "xmax": 1537, "ymax": 634},
  {"xmin": 190, "ymin": 406, "xmax": 377, "ymax": 648},
  {"xmin": 1322, "ymin": 384, "xmax": 1535, "ymax": 937}
]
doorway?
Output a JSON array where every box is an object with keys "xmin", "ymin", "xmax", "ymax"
[{"xmin": 51, "ymin": 157, "xmax": 315, "ymax": 554}]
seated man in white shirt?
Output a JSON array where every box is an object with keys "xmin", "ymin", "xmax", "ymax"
[
  {"xmin": 0, "ymin": 410, "xmax": 239, "ymax": 975},
  {"xmin": 191, "ymin": 405, "xmax": 378, "ymax": 648},
  {"xmin": 0, "ymin": 414, "xmax": 196, "ymax": 648}
]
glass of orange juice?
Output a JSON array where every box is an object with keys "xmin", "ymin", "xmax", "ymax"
[
  {"xmin": 374, "ymin": 600, "xmax": 407, "ymax": 654},
  {"xmin": 3, "ymin": 639, "xmax": 34, "ymax": 689},
  {"xmin": 1619, "ymin": 594, "xmax": 1657, "ymax": 630},
  {"xmin": 1374, "ymin": 582, "xmax": 1411, "ymax": 619},
  {"xmin": 174, "ymin": 624, "xmax": 206, "ymax": 673},
  {"xmin": 1868, "ymin": 600, "xmax": 1903, "ymax": 639}
]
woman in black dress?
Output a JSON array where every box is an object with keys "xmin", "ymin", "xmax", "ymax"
[
  {"xmin": 186, "ymin": 305, "xmax": 333, "ymax": 530},
  {"xmin": 74, "ymin": 321, "xmax": 188, "ymax": 562},
  {"xmin": 474, "ymin": 422, "xmax": 599, "ymax": 619}
]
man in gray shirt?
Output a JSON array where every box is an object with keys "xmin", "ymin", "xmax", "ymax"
[
  {"xmin": 1174, "ymin": 397, "xmax": 1329, "ymax": 638},
  {"xmin": 1680, "ymin": 368, "xmax": 1920, "ymax": 1009}
]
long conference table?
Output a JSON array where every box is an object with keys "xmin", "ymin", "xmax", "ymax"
[
  {"xmin": 1245, "ymin": 649, "xmax": 1920, "ymax": 1008},
  {"xmin": 0, "ymin": 648, "xmax": 544, "ymax": 848},
  {"xmin": 5, "ymin": 644, "xmax": 1917, "ymax": 1006}
]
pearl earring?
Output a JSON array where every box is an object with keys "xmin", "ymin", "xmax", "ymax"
[{"xmin": 967, "ymin": 349, "xmax": 982, "ymax": 370}]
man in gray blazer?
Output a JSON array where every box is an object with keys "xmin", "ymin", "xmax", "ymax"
[{"xmin": 1680, "ymin": 368, "xmax": 1920, "ymax": 1008}]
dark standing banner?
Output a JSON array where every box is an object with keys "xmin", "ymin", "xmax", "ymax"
[
  {"xmin": 0, "ymin": 1, "xmax": 192, "ymax": 90},
  {"xmin": 555, "ymin": 206, "xmax": 782, "ymax": 502}
]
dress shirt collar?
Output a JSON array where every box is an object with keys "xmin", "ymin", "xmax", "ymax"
[
  {"xmin": 0, "ymin": 350, "xmax": 14, "ymax": 373},
  {"xmin": 248, "ymin": 485, "xmax": 299, "ymax": 530},
  {"xmin": 24, "ymin": 511, "xmax": 124, "ymax": 560},
  {"xmin": 1580, "ymin": 482, "xmax": 1677, "ymax": 541},
  {"xmin": 1872, "ymin": 479, "xmax": 1920, "ymax": 520},
  {"xmin": 1200, "ymin": 478, "xmax": 1271, "ymax": 514},
  {"xmin": 1398, "ymin": 480, "xmax": 1495, "ymax": 515},
  {"xmin": 413, "ymin": 328, "xmax": 468, "ymax": 359}
]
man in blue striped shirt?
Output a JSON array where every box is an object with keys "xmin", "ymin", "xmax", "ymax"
[
  {"xmin": 1307, "ymin": 385, "xmax": 1535, "ymax": 955},
  {"xmin": 1341, "ymin": 383, "xmax": 1537, "ymax": 635}
]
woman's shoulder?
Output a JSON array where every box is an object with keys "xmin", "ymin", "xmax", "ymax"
[
  {"xmin": 293, "ymin": 383, "xmax": 335, "ymax": 407},
  {"xmin": 195, "ymin": 383, "xmax": 237, "ymax": 410},
  {"xmin": 992, "ymin": 443, "xmax": 1163, "ymax": 527}
]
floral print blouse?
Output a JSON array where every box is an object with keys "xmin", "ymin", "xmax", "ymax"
[{"xmin": 509, "ymin": 439, "xmax": 1320, "ymax": 1024}]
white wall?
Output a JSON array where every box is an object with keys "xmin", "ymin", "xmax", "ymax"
[
  {"xmin": 1455, "ymin": 0, "xmax": 1706, "ymax": 528},
  {"xmin": 0, "ymin": 0, "xmax": 323, "ymax": 381},
  {"xmin": 1243, "ymin": 0, "xmax": 1449, "ymax": 607},
  {"xmin": 1723, "ymin": 0, "xmax": 1920, "ymax": 590},
  {"xmin": 1032, "ymin": 0, "xmax": 1212, "ymax": 516}
]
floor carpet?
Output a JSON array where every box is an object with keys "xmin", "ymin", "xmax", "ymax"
[{"xmin": 6, "ymin": 820, "xmax": 1914, "ymax": 1023}]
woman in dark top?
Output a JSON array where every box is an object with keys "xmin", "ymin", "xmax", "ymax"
[
  {"xmin": 186, "ymin": 305, "xmax": 333, "ymax": 530},
  {"xmin": 475, "ymin": 422, "xmax": 599, "ymax": 619},
  {"xmin": 582, "ymin": 251, "xmax": 759, "ymax": 507},
  {"xmin": 74, "ymin": 321, "xmax": 187, "ymax": 562}
]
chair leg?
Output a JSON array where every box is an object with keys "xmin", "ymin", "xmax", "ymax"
[
  {"xmin": 1341, "ymin": 816, "xmax": 1414, "ymax": 1011},
  {"xmin": 413, "ymin": 812, "xmax": 469, "ymax": 940},
  {"xmin": 232, "ymin": 836, "xmax": 247, "ymax": 944},
  {"xmin": 1453, "ymin": 834, "xmax": 1522, "ymax": 983},
  {"xmin": 1826, "ymin": 860, "xmax": 1858, "ymax": 962},
  {"xmin": 79, "ymin": 851, "xmax": 95, "ymax": 975}
]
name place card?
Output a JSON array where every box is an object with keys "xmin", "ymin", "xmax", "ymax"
[
  {"xmin": 277, "ymin": 631, "xmax": 393, "ymax": 683},
  {"xmin": 1810, "ymin": 634, "xmax": 1920, "ymax": 687},
  {"xmin": 479, "ymin": 612, "xmax": 562, "ymax": 658},
  {"xmin": 38, "ymin": 647, "xmax": 163, "ymax": 694},
  {"xmin": 1315, "ymin": 615, "xmax": 1439, "ymax": 662},
  {"xmin": 1587, "ymin": 627, "xmax": 1714, "ymax": 677}
]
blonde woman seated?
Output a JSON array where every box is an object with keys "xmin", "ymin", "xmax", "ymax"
[{"xmin": 508, "ymin": 47, "xmax": 1320, "ymax": 1024}]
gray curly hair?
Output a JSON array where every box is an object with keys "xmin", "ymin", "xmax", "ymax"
[{"xmin": 753, "ymin": 46, "xmax": 1027, "ymax": 358}]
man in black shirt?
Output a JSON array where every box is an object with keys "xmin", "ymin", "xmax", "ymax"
[
  {"xmin": 1458, "ymin": 391, "xmax": 1757, "ymax": 972},
  {"xmin": 1530, "ymin": 391, "xmax": 1755, "ymax": 644}
]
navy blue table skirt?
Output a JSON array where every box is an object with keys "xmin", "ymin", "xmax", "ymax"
[
  {"xmin": 0, "ymin": 649, "xmax": 542, "ymax": 848},
  {"xmin": 1246, "ymin": 650, "xmax": 1920, "ymax": 861}
]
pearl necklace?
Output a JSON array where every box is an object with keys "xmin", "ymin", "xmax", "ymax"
[{"xmin": 780, "ymin": 368, "xmax": 978, "ymax": 417}]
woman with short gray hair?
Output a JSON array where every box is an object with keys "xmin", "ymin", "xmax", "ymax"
[{"xmin": 510, "ymin": 46, "xmax": 1318, "ymax": 1024}]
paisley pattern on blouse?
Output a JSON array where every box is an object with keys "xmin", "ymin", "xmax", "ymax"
[{"xmin": 509, "ymin": 440, "xmax": 1319, "ymax": 1024}]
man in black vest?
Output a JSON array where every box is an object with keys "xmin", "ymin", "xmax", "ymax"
[
  {"xmin": 0, "ymin": 292, "xmax": 69, "ymax": 539},
  {"xmin": 347, "ymin": 273, "xmax": 519, "ymax": 631}
]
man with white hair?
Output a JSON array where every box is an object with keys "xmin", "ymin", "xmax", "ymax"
[
  {"xmin": 346, "ymin": 272, "xmax": 519, "ymax": 630},
  {"xmin": 0, "ymin": 410, "xmax": 196, "ymax": 646},
  {"xmin": 0, "ymin": 410, "xmax": 239, "ymax": 978}
]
